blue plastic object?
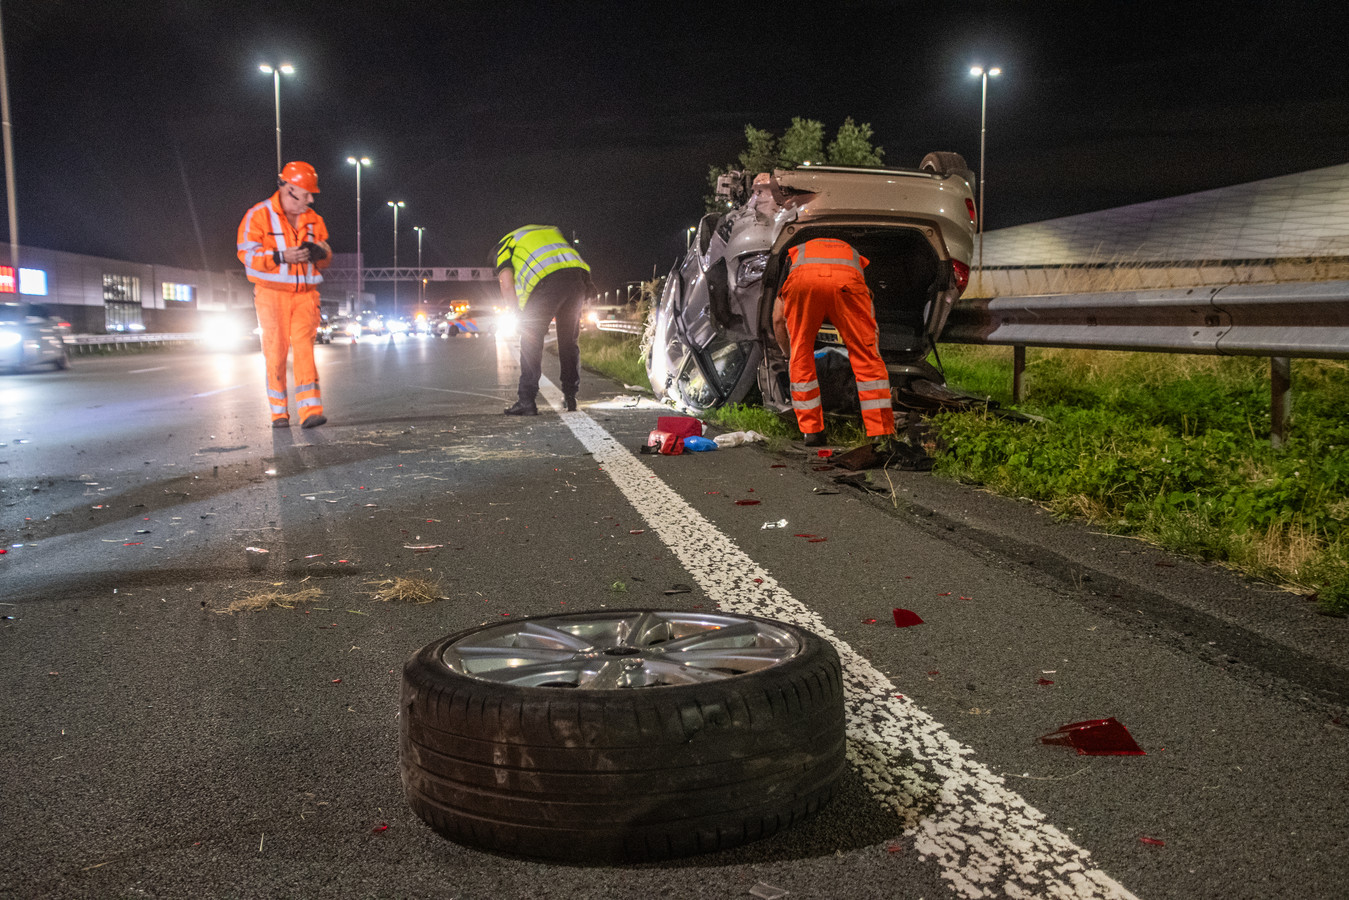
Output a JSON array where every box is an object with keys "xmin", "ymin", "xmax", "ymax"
[{"xmin": 682, "ymin": 435, "xmax": 718, "ymax": 452}]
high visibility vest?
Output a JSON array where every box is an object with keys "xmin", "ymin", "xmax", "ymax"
[
  {"xmin": 786, "ymin": 238, "xmax": 869, "ymax": 279},
  {"xmin": 237, "ymin": 192, "xmax": 329, "ymax": 292},
  {"xmin": 494, "ymin": 225, "xmax": 589, "ymax": 309}
]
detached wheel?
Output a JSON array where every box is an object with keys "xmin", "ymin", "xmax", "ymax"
[{"xmin": 400, "ymin": 609, "xmax": 845, "ymax": 862}]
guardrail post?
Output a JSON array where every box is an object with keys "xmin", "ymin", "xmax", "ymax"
[
  {"xmin": 1012, "ymin": 345, "xmax": 1025, "ymax": 403},
  {"xmin": 1270, "ymin": 356, "xmax": 1291, "ymax": 449}
]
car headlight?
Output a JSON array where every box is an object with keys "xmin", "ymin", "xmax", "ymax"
[
  {"xmin": 0, "ymin": 330, "xmax": 21, "ymax": 348},
  {"xmin": 497, "ymin": 312, "xmax": 518, "ymax": 337},
  {"xmin": 736, "ymin": 252, "xmax": 769, "ymax": 287}
]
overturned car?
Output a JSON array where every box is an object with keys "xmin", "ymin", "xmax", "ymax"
[{"xmin": 645, "ymin": 154, "xmax": 977, "ymax": 417}]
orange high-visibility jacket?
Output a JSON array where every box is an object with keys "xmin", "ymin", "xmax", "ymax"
[{"xmin": 236, "ymin": 192, "xmax": 331, "ymax": 292}]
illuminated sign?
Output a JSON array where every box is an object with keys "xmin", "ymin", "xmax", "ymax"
[
  {"xmin": 162, "ymin": 282, "xmax": 196, "ymax": 303},
  {"xmin": 19, "ymin": 268, "xmax": 47, "ymax": 296},
  {"xmin": 0, "ymin": 266, "xmax": 13, "ymax": 293}
]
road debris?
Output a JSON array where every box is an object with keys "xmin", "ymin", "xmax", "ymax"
[
  {"xmin": 365, "ymin": 577, "xmax": 445, "ymax": 604},
  {"xmin": 714, "ymin": 430, "xmax": 766, "ymax": 448},
  {"xmin": 761, "ymin": 519, "xmax": 789, "ymax": 529},
  {"xmin": 892, "ymin": 609, "xmax": 924, "ymax": 628},
  {"xmin": 1040, "ymin": 717, "xmax": 1146, "ymax": 756},
  {"xmin": 224, "ymin": 587, "xmax": 324, "ymax": 614},
  {"xmin": 749, "ymin": 883, "xmax": 789, "ymax": 900}
]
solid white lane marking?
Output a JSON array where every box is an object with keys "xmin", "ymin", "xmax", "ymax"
[
  {"xmin": 192, "ymin": 384, "xmax": 247, "ymax": 398},
  {"xmin": 128, "ymin": 366, "xmax": 167, "ymax": 374},
  {"xmin": 539, "ymin": 377, "xmax": 1139, "ymax": 900}
]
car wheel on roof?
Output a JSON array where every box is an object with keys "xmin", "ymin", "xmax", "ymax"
[{"xmin": 400, "ymin": 608, "xmax": 846, "ymax": 862}]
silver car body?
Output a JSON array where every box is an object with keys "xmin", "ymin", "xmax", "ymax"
[{"xmin": 646, "ymin": 159, "xmax": 976, "ymax": 413}]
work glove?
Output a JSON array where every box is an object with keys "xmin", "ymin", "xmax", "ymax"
[{"xmin": 301, "ymin": 241, "xmax": 328, "ymax": 261}]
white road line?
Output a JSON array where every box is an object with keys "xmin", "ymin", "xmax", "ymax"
[
  {"xmin": 539, "ymin": 377, "xmax": 1140, "ymax": 900},
  {"xmin": 128, "ymin": 366, "xmax": 167, "ymax": 374},
  {"xmin": 192, "ymin": 384, "xmax": 248, "ymax": 398}
]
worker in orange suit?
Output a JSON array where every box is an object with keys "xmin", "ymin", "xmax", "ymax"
[
  {"xmin": 772, "ymin": 238, "xmax": 894, "ymax": 447},
  {"xmin": 236, "ymin": 161, "xmax": 332, "ymax": 428}
]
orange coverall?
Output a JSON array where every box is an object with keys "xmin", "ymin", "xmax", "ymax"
[
  {"xmin": 236, "ymin": 193, "xmax": 330, "ymax": 424},
  {"xmin": 779, "ymin": 238, "xmax": 894, "ymax": 437}
]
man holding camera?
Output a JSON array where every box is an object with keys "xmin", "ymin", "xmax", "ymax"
[{"xmin": 236, "ymin": 160, "xmax": 332, "ymax": 428}]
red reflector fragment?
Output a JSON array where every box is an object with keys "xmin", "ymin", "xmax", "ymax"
[
  {"xmin": 734, "ymin": 499, "xmax": 761, "ymax": 506},
  {"xmin": 1036, "ymin": 678, "xmax": 1055, "ymax": 686},
  {"xmin": 965, "ymin": 198, "xmax": 977, "ymax": 224},
  {"xmin": 1040, "ymin": 717, "xmax": 1145, "ymax": 756},
  {"xmin": 1139, "ymin": 836, "xmax": 1165, "ymax": 847},
  {"xmin": 892, "ymin": 608, "xmax": 924, "ymax": 628}
]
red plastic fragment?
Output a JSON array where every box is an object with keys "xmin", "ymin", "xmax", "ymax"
[
  {"xmin": 862, "ymin": 618, "xmax": 877, "ymax": 625},
  {"xmin": 1037, "ymin": 678, "xmax": 1055, "ymax": 686},
  {"xmin": 808, "ymin": 538, "xmax": 827, "ymax": 543},
  {"xmin": 629, "ymin": 529, "xmax": 645, "ymax": 535},
  {"xmin": 735, "ymin": 499, "xmax": 761, "ymax": 506},
  {"xmin": 747, "ymin": 488, "xmax": 755, "ymax": 492},
  {"xmin": 331, "ymin": 678, "xmax": 342, "ymax": 684},
  {"xmin": 0, "ymin": 549, "xmax": 6, "ymax": 554},
  {"xmin": 793, "ymin": 533, "xmax": 817, "ymax": 538},
  {"xmin": 927, "ymin": 670, "xmax": 940, "ymax": 675},
  {"xmin": 892, "ymin": 608, "xmax": 924, "ymax": 627},
  {"xmin": 372, "ymin": 823, "xmax": 389, "ymax": 833},
  {"xmin": 706, "ymin": 491, "xmax": 721, "ymax": 494},
  {"xmin": 770, "ymin": 464, "xmax": 787, "ymax": 469},
  {"xmin": 123, "ymin": 542, "xmax": 143, "ymax": 546},
  {"xmin": 1139, "ymin": 836, "xmax": 1165, "ymax": 846},
  {"xmin": 959, "ymin": 596, "xmax": 973, "ymax": 601},
  {"xmin": 812, "ymin": 465, "xmax": 835, "ymax": 471},
  {"xmin": 817, "ymin": 449, "xmax": 833, "ymax": 458},
  {"xmin": 884, "ymin": 840, "xmax": 904, "ymax": 854},
  {"xmin": 1040, "ymin": 717, "xmax": 1145, "ymax": 756}
]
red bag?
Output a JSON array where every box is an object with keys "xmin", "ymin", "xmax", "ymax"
[
  {"xmin": 647, "ymin": 430, "xmax": 685, "ymax": 455},
  {"xmin": 657, "ymin": 416, "xmax": 702, "ymax": 438}
]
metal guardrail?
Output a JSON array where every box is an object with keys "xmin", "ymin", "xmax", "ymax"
[
  {"xmin": 64, "ymin": 332, "xmax": 205, "ymax": 347},
  {"xmin": 941, "ymin": 281, "xmax": 1349, "ymax": 359},
  {"xmin": 940, "ymin": 280, "xmax": 1349, "ymax": 446},
  {"xmin": 595, "ymin": 320, "xmax": 644, "ymax": 335}
]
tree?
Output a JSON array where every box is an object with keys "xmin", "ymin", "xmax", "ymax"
[
  {"xmin": 777, "ymin": 117, "xmax": 825, "ymax": 168},
  {"xmin": 738, "ymin": 125, "xmax": 777, "ymax": 176},
  {"xmin": 827, "ymin": 117, "xmax": 885, "ymax": 167}
]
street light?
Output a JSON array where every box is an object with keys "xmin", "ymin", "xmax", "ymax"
[
  {"xmin": 346, "ymin": 157, "xmax": 370, "ymax": 308},
  {"xmin": 258, "ymin": 63, "xmax": 295, "ymax": 174},
  {"xmin": 387, "ymin": 200, "xmax": 405, "ymax": 315},
  {"xmin": 413, "ymin": 226, "xmax": 426, "ymax": 308},
  {"xmin": 969, "ymin": 64, "xmax": 1001, "ymax": 286}
]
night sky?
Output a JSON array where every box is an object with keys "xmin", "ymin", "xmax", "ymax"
[{"xmin": 4, "ymin": 0, "xmax": 1347, "ymax": 306}]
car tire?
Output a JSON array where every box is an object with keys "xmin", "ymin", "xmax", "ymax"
[
  {"xmin": 400, "ymin": 609, "xmax": 846, "ymax": 863},
  {"xmin": 920, "ymin": 151, "xmax": 977, "ymax": 192}
]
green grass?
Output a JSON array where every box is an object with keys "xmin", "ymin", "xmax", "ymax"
[
  {"xmin": 576, "ymin": 332, "xmax": 650, "ymax": 389},
  {"xmin": 934, "ymin": 346, "xmax": 1349, "ymax": 616}
]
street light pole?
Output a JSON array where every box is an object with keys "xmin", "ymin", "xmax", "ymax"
[
  {"xmin": 413, "ymin": 226, "xmax": 425, "ymax": 308},
  {"xmin": 346, "ymin": 157, "xmax": 370, "ymax": 310},
  {"xmin": 387, "ymin": 200, "xmax": 404, "ymax": 315},
  {"xmin": 258, "ymin": 63, "xmax": 294, "ymax": 174},
  {"xmin": 969, "ymin": 64, "xmax": 1001, "ymax": 289}
]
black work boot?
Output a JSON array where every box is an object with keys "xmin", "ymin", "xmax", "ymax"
[
  {"xmin": 802, "ymin": 432, "xmax": 828, "ymax": 447},
  {"xmin": 563, "ymin": 394, "xmax": 578, "ymax": 411},
  {"xmin": 503, "ymin": 400, "xmax": 539, "ymax": 416}
]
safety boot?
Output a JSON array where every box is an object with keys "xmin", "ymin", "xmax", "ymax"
[
  {"xmin": 504, "ymin": 400, "xmax": 539, "ymax": 416},
  {"xmin": 802, "ymin": 432, "xmax": 828, "ymax": 447}
]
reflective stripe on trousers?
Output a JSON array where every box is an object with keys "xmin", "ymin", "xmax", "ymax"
[
  {"xmin": 254, "ymin": 287, "xmax": 323, "ymax": 422},
  {"xmin": 780, "ymin": 269, "xmax": 894, "ymax": 437}
]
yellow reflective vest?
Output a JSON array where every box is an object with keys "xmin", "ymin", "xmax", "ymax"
[{"xmin": 493, "ymin": 225, "xmax": 589, "ymax": 309}]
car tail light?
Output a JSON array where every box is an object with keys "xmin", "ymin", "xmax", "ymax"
[
  {"xmin": 965, "ymin": 198, "xmax": 977, "ymax": 224},
  {"xmin": 952, "ymin": 259, "xmax": 970, "ymax": 295}
]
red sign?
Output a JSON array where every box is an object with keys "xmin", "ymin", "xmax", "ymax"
[{"xmin": 0, "ymin": 266, "xmax": 14, "ymax": 293}]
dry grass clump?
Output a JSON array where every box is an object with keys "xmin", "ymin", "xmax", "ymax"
[
  {"xmin": 365, "ymin": 576, "xmax": 445, "ymax": 604},
  {"xmin": 223, "ymin": 586, "xmax": 325, "ymax": 614}
]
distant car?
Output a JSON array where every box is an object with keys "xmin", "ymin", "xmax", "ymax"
[
  {"xmin": 0, "ymin": 302, "xmax": 71, "ymax": 371},
  {"xmin": 329, "ymin": 315, "xmax": 361, "ymax": 339},
  {"xmin": 583, "ymin": 303, "xmax": 630, "ymax": 329},
  {"xmin": 439, "ymin": 306, "xmax": 517, "ymax": 338},
  {"xmin": 386, "ymin": 315, "xmax": 412, "ymax": 336},
  {"xmin": 205, "ymin": 311, "xmax": 262, "ymax": 352},
  {"xmin": 646, "ymin": 155, "xmax": 976, "ymax": 413},
  {"xmin": 356, "ymin": 310, "xmax": 386, "ymax": 336},
  {"xmin": 315, "ymin": 315, "xmax": 333, "ymax": 343}
]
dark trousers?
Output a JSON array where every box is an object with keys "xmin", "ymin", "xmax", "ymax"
[{"xmin": 517, "ymin": 267, "xmax": 586, "ymax": 402}]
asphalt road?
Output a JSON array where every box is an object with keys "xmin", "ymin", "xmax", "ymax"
[{"xmin": 2, "ymin": 335, "xmax": 1347, "ymax": 900}]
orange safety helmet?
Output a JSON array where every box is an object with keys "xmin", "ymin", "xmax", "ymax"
[{"xmin": 279, "ymin": 161, "xmax": 320, "ymax": 194}]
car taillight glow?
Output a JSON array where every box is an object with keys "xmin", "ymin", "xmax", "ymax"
[
  {"xmin": 952, "ymin": 259, "xmax": 970, "ymax": 295},
  {"xmin": 965, "ymin": 198, "xmax": 977, "ymax": 224}
]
